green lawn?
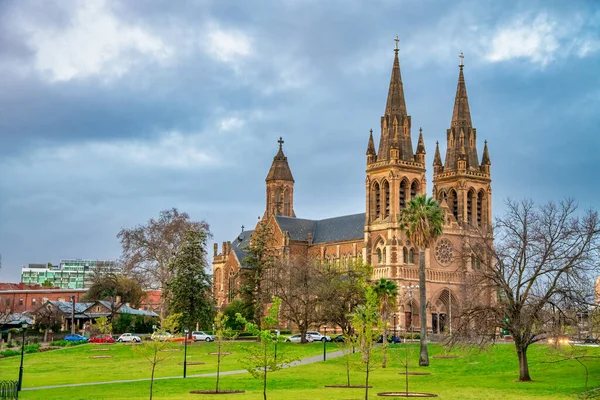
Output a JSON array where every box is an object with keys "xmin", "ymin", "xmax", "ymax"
[{"xmin": 3, "ymin": 342, "xmax": 599, "ymax": 399}]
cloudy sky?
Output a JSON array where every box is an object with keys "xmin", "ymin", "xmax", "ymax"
[{"xmin": 1, "ymin": 0, "xmax": 599, "ymax": 282}]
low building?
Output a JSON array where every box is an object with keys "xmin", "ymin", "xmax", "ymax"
[{"xmin": 0, "ymin": 282, "xmax": 87, "ymax": 313}]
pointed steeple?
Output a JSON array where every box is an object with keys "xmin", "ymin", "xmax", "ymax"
[
  {"xmin": 433, "ymin": 141, "xmax": 442, "ymax": 166},
  {"xmin": 366, "ymin": 129, "xmax": 376, "ymax": 156},
  {"xmin": 377, "ymin": 36, "xmax": 413, "ymax": 163},
  {"xmin": 266, "ymin": 137, "xmax": 294, "ymax": 182},
  {"xmin": 481, "ymin": 140, "xmax": 490, "ymax": 165},
  {"xmin": 444, "ymin": 53, "xmax": 479, "ymax": 171},
  {"xmin": 385, "ymin": 35, "xmax": 407, "ymax": 116},
  {"xmin": 416, "ymin": 127, "xmax": 425, "ymax": 154}
]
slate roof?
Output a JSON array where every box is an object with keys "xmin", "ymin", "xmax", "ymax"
[
  {"xmin": 49, "ymin": 300, "xmax": 95, "ymax": 314},
  {"xmin": 231, "ymin": 229, "xmax": 255, "ymax": 267},
  {"xmin": 118, "ymin": 304, "xmax": 159, "ymax": 317},
  {"xmin": 275, "ymin": 213, "xmax": 365, "ymax": 244}
]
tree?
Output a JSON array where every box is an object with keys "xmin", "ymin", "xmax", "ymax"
[
  {"xmin": 213, "ymin": 311, "xmax": 238, "ymax": 393},
  {"xmin": 373, "ymin": 278, "xmax": 398, "ymax": 368},
  {"xmin": 236, "ymin": 297, "xmax": 292, "ymax": 400},
  {"xmin": 270, "ymin": 255, "xmax": 323, "ymax": 344},
  {"xmin": 166, "ymin": 229, "xmax": 214, "ymax": 331},
  {"xmin": 453, "ymin": 198, "xmax": 600, "ymax": 381},
  {"xmin": 399, "ymin": 195, "xmax": 444, "ymax": 366},
  {"xmin": 319, "ymin": 258, "xmax": 372, "ymax": 335},
  {"xmin": 223, "ymin": 299, "xmax": 252, "ymax": 331},
  {"xmin": 134, "ymin": 331, "xmax": 174, "ymax": 400},
  {"xmin": 84, "ymin": 271, "xmax": 145, "ymax": 319},
  {"xmin": 91, "ymin": 316, "xmax": 112, "ymax": 336},
  {"xmin": 240, "ymin": 220, "xmax": 276, "ymax": 326},
  {"xmin": 33, "ymin": 303, "xmax": 63, "ymax": 334},
  {"xmin": 351, "ymin": 287, "xmax": 381, "ymax": 400},
  {"xmin": 41, "ymin": 279, "xmax": 54, "ymax": 288},
  {"xmin": 118, "ymin": 208, "xmax": 209, "ymax": 316}
]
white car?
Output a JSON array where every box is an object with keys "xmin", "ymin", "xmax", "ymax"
[
  {"xmin": 192, "ymin": 331, "xmax": 214, "ymax": 342},
  {"xmin": 150, "ymin": 331, "xmax": 173, "ymax": 341},
  {"xmin": 117, "ymin": 333, "xmax": 141, "ymax": 343},
  {"xmin": 286, "ymin": 334, "xmax": 314, "ymax": 343},
  {"xmin": 307, "ymin": 331, "xmax": 331, "ymax": 342}
]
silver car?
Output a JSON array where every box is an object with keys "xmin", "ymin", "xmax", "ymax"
[
  {"xmin": 307, "ymin": 331, "xmax": 331, "ymax": 342},
  {"xmin": 192, "ymin": 331, "xmax": 214, "ymax": 342}
]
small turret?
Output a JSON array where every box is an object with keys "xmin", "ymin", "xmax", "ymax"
[
  {"xmin": 414, "ymin": 127, "xmax": 426, "ymax": 164},
  {"xmin": 480, "ymin": 140, "xmax": 491, "ymax": 175},
  {"xmin": 366, "ymin": 129, "xmax": 377, "ymax": 164}
]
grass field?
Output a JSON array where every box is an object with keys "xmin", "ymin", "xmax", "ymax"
[{"xmin": 2, "ymin": 342, "xmax": 598, "ymax": 399}]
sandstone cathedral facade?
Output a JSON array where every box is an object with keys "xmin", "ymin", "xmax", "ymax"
[{"xmin": 213, "ymin": 42, "xmax": 492, "ymax": 334}]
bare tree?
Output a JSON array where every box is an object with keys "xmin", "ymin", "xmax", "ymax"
[
  {"xmin": 270, "ymin": 255, "xmax": 323, "ymax": 344},
  {"xmin": 452, "ymin": 198, "xmax": 600, "ymax": 382},
  {"xmin": 117, "ymin": 208, "xmax": 209, "ymax": 317}
]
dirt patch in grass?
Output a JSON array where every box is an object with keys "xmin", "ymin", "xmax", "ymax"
[
  {"xmin": 324, "ymin": 385, "xmax": 373, "ymax": 388},
  {"xmin": 208, "ymin": 352, "xmax": 231, "ymax": 355},
  {"xmin": 377, "ymin": 392, "xmax": 437, "ymax": 397},
  {"xmin": 91, "ymin": 348, "xmax": 111, "ymax": 351},
  {"xmin": 397, "ymin": 372, "xmax": 431, "ymax": 375},
  {"xmin": 432, "ymin": 355, "xmax": 459, "ymax": 359},
  {"xmin": 178, "ymin": 362, "xmax": 205, "ymax": 365},
  {"xmin": 190, "ymin": 390, "xmax": 245, "ymax": 395},
  {"xmin": 90, "ymin": 355, "xmax": 113, "ymax": 359}
]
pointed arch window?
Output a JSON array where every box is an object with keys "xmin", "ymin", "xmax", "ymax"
[
  {"xmin": 409, "ymin": 249, "xmax": 415, "ymax": 264},
  {"xmin": 283, "ymin": 188, "xmax": 290, "ymax": 216},
  {"xmin": 374, "ymin": 182, "xmax": 381, "ymax": 219},
  {"xmin": 228, "ymin": 272, "xmax": 236, "ymax": 302},
  {"xmin": 400, "ymin": 180, "xmax": 407, "ymax": 209},
  {"xmin": 275, "ymin": 188, "xmax": 282, "ymax": 215},
  {"xmin": 377, "ymin": 248, "xmax": 382, "ymax": 264},
  {"xmin": 383, "ymin": 180, "xmax": 390, "ymax": 218},
  {"xmin": 403, "ymin": 247, "xmax": 408, "ymax": 264},
  {"xmin": 411, "ymin": 181, "xmax": 418, "ymax": 200},
  {"xmin": 467, "ymin": 189, "xmax": 475, "ymax": 226},
  {"xmin": 477, "ymin": 191, "xmax": 484, "ymax": 226},
  {"xmin": 448, "ymin": 189, "xmax": 458, "ymax": 222},
  {"xmin": 382, "ymin": 248, "xmax": 387, "ymax": 264}
]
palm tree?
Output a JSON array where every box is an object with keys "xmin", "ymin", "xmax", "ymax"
[
  {"xmin": 399, "ymin": 195, "xmax": 444, "ymax": 367},
  {"xmin": 373, "ymin": 278, "xmax": 398, "ymax": 368}
]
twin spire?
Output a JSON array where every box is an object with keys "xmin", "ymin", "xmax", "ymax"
[{"xmin": 367, "ymin": 40, "xmax": 490, "ymax": 174}]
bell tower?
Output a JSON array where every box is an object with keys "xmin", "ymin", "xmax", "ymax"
[
  {"xmin": 264, "ymin": 137, "xmax": 296, "ymax": 219},
  {"xmin": 364, "ymin": 37, "xmax": 427, "ymax": 267},
  {"xmin": 432, "ymin": 53, "xmax": 492, "ymax": 228}
]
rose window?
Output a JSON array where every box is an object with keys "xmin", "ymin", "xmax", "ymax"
[{"xmin": 435, "ymin": 238, "xmax": 454, "ymax": 266}]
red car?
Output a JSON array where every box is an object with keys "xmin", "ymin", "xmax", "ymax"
[{"xmin": 88, "ymin": 334, "xmax": 115, "ymax": 344}]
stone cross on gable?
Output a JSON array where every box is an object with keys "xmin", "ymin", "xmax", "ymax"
[
  {"xmin": 394, "ymin": 35, "xmax": 399, "ymax": 50},
  {"xmin": 459, "ymin": 52, "xmax": 464, "ymax": 66},
  {"xmin": 278, "ymin": 137, "xmax": 284, "ymax": 149}
]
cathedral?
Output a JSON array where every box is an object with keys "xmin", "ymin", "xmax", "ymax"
[{"xmin": 213, "ymin": 41, "xmax": 492, "ymax": 334}]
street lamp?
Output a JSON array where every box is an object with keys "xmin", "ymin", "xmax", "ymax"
[
  {"xmin": 323, "ymin": 324, "xmax": 327, "ymax": 361},
  {"xmin": 393, "ymin": 313, "xmax": 397, "ymax": 343},
  {"xmin": 18, "ymin": 323, "xmax": 28, "ymax": 391},
  {"xmin": 183, "ymin": 328, "xmax": 189, "ymax": 378}
]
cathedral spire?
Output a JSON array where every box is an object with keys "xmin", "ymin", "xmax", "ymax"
[
  {"xmin": 385, "ymin": 35, "xmax": 407, "ymax": 116},
  {"xmin": 416, "ymin": 127, "xmax": 425, "ymax": 154},
  {"xmin": 266, "ymin": 137, "xmax": 294, "ymax": 182},
  {"xmin": 366, "ymin": 129, "xmax": 376, "ymax": 156},
  {"xmin": 444, "ymin": 53, "xmax": 479, "ymax": 171}
]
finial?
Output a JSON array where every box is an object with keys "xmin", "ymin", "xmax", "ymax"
[
  {"xmin": 277, "ymin": 136, "xmax": 284, "ymax": 150},
  {"xmin": 484, "ymin": 140, "xmax": 487, "ymax": 145},
  {"xmin": 436, "ymin": 140, "xmax": 439, "ymax": 145},
  {"xmin": 241, "ymin": 225, "xmax": 245, "ymax": 232},
  {"xmin": 459, "ymin": 52, "xmax": 464, "ymax": 68},
  {"xmin": 394, "ymin": 35, "xmax": 399, "ymax": 51},
  {"xmin": 419, "ymin": 127, "xmax": 423, "ymax": 134},
  {"xmin": 370, "ymin": 128, "xmax": 373, "ymax": 134}
]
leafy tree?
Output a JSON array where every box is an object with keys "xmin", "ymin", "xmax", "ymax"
[
  {"xmin": 240, "ymin": 220, "xmax": 276, "ymax": 326},
  {"xmin": 319, "ymin": 258, "xmax": 372, "ymax": 335},
  {"xmin": 33, "ymin": 303, "xmax": 62, "ymax": 335},
  {"xmin": 453, "ymin": 198, "xmax": 600, "ymax": 382},
  {"xmin": 373, "ymin": 278, "xmax": 398, "ymax": 368},
  {"xmin": 223, "ymin": 299, "xmax": 252, "ymax": 331},
  {"xmin": 351, "ymin": 287, "xmax": 381, "ymax": 400},
  {"xmin": 213, "ymin": 311, "xmax": 238, "ymax": 393},
  {"xmin": 399, "ymin": 195, "xmax": 444, "ymax": 367},
  {"xmin": 166, "ymin": 229, "xmax": 215, "ymax": 331},
  {"xmin": 112, "ymin": 313, "xmax": 133, "ymax": 334},
  {"xmin": 41, "ymin": 279, "xmax": 54, "ymax": 288},
  {"xmin": 336, "ymin": 332, "xmax": 360, "ymax": 387},
  {"xmin": 270, "ymin": 255, "xmax": 323, "ymax": 343},
  {"xmin": 91, "ymin": 317, "xmax": 112, "ymax": 335},
  {"xmin": 118, "ymin": 208, "xmax": 209, "ymax": 317},
  {"xmin": 84, "ymin": 271, "xmax": 144, "ymax": 319},
  {"xmin": 161, "ymin": 312, "xmax": 182, "ymax": 335},
  {"xmin": 236, "ymin": 297, "xmax": 292, "ymax": 400}
]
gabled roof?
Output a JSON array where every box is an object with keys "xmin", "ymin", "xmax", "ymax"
[
  {"xmin": 118, "ymin": 304, "xmax": 159, "ymax": 317},
  {"xmin": 48, "ymin": 300, "xmax": 95, "ymax": 314},
  {"xmin": 275, "ymin": 213, "xmax": 365, "ymax": 244},
  {"xmin": 231, "ymin": 229, "xmax": 255, "ymax": 267}
]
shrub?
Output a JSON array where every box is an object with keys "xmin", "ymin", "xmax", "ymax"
[
  {"xmin": 279, "ymin": 330, "xmax": 292, "ymax": 335},
  {"xmin": 50, "ymin": 340, "xmax": 68, "ymax": 347},
  {"xmin": 0, "ymin": 349, "xmax": 20, "ymax": 357},
  {"xmin": 25, "ymin": 344, "xmax": 40, "ymax": 353}
]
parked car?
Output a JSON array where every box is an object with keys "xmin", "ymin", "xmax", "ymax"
[
  {"xmin": 583, "ymin": 337, "xmax": 599, "ymax": 344},
  {"xmin": 151, "ymin": 331, "xmax": 173, "ymax": 341},
  {"xmin": 116, "ymin": 333, "xmax": 141, "ymax": 343},
  {"xmin": 88, "ymin": 334, "xmax": 115, "ymax": 344},
  {"xmin": 377, "ymin": 334, "xmax": 401, "ymax": 344},
  {"xmin": 307, "ymin": 331, "xmax": 331, "ymax": 342},
  {"xmin": 64, "ymin": 334, "xmax": 88, "ymax": 342},
  {"xmin": 286, "ymin": 334, "xmax": 313, "ymax": 343},
  {"xmin": 332, "ymin": 335, "xmax": 345, "ymax": 343},
  {"xmin": 192, "ymin": 331, "xmax": 214, "ymax": 342}
]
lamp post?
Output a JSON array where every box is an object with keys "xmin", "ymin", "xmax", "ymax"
[
  {"xmin": 323, "ymin": 324, "xmax": 327, "ymax": 361},
  {"xmin": 18, "ymin": 323, "xmax": 28, "ymax": 391},
  {"xmin": 393, "ymin": 313, "xmax": 397, "ymax": 343},
  {"xmin": 183, "ymin": 328, "xmax": 189, "ymax": 378}
]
